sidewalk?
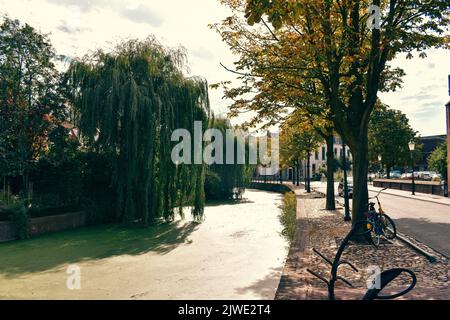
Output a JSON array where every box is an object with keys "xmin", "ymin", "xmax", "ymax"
[
  {"xmin": 310, "ymin": 181, "xmax": 450, "ymax": 206},
  {"xmin": 368, "ymin": 184, "xmax": 450, "ymax": 206},
  {"xmin": 274, "ymin": 188, "xmax": 449, "ymax": 300},
  {"xmin": 308, "ymin": 180, "xmax": 450, "ymax": 257}
]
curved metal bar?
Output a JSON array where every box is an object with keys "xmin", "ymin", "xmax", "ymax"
[
  {"xmin": 362, "ymin": 268, "xmax": 417, "ymax": 300},
  {"xmin": 337, "ymin": 260, "xmax": 359, "ymax": 273},
  {"xmin": 328, "ymin": 221, "xmax": 376, "ymax": 299},
  {"xmin": 306, "ymin": 269, "xmax": 330, "ymax": 286},
  {"xmin": 336, "ymin": 276, "xmax": 353, "ymax": 287},
  {"xmin": 312, "ymin": 248, "xmax": 333, "ymax": 266}
]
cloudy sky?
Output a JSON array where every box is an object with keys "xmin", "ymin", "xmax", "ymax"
[{"xmin": 1, "ymin": 0, "xmax": 449, "ymax": 136}]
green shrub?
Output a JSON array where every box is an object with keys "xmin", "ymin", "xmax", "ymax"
[
  {"xmin": 31, "ymin": 156, "xmax": 83, "ymax": 206},
  {"xmin": 428, "ymin": 142, "xmax": 447, "ymax": 182},
  {"xmin": 204, "ymin": 171, "xmax": 223, "ymax": 200},
  {"xmin": 0, "ymin": 202, "xmax": 29, "ymax": 239},
  {"xmin": 81, "ymin": 152, "xmax": 116, "ymax": 224},
  {"xmin": 28, "ymin": 151, "xmax": 115, "ymax": 224},
  {"xmin": 0, "ymin": 189, "xmax": 23, "ymax": 222},
  {"xmin": 11, "ymin": 203, "xmax": 29, "ymax": 239},
  {"xmin": 278, "ymin": 192, "xmax": 297, "ymax": 241}
]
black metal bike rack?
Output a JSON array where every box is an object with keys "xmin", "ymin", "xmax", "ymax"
[{"xmin": 307, "ymin": 223, "xmax": 417, "ymax": 300}]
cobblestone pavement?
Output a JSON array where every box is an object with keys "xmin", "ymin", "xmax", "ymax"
[
  {"xmin": 275, "ymin": 192, "xmax": 449, "ymax": 300},
  {"xmin": 310, "ymin": 181, "xmax": 450, "ymax": 257}
]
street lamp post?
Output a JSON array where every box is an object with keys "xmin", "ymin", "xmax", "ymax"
[
  {"xmin": 342, "ymin": 141, "xmax": 351, "ymax": 222},
  {"xmin": 378, "ymin": 155, "xmax": 382, "ymax": 179},
  {"xmin": 409, "ymin": 142, "xmax": 416, "ymax": 196}
]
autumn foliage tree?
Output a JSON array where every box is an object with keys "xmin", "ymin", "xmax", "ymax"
[
  {"xmin": 280, "ymin": 110, "xmax": 323, "ymax": 192},
  {"xmin": 211, "ymin": 5, "xmax": 338, "ymax": 208},
  {"xmin": 215, "ymin": 0, "xmax": 450, "ymax": 228}
]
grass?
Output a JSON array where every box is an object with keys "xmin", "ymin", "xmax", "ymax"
[
  {"xmin": 278, "ymin": 192, "xmax": 297, "ymax": 241},
  {"xmin": 0, "ymin": 220, "xmax": 199, "ymax": 278}
]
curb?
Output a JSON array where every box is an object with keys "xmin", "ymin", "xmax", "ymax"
[
  {"xmin": 367, "ymin": 188, "xmax": 450, "ymax": 207},
  {"xmin": 394, "ymin": 232, "xmax": 439, "ymax": 262},
  {"xmin": 312, "ymin": 183, "xmax": 450, "ymax": 207}
]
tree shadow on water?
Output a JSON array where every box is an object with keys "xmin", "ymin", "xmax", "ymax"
[
  {"xmin": 235, "ymin": 267, "xmax": 284, "ymax": 299},
  {"xmin": 0, "ymin": 221, "xmax": 199, "ymax": 278}
]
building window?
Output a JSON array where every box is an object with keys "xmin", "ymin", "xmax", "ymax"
[
  {"xmin": 315, "ymin": 151, "xmax": 319, "ymax": 160},
  {"xmin": 334, "ymin": 148, "xmax": 337, "ymax": 156},
  {"xmin": 312, "ymin": 164, "xmax": 316, "ymax": 174},
  {"xmin": 322, "ymin": 146, "xmax": 326, "ymax": 160}
]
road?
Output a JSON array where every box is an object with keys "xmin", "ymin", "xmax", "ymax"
[{"xmin": 311, "ymin": 182, "xmax": 450, "ymax": 257}]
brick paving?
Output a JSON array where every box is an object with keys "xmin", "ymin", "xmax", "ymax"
[{"xmin": 274, "ymin": 184, "xmax": 449, "ymax": 300}]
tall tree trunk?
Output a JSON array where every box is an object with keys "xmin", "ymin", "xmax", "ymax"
[
  {"xmin": 304, "ymin": 160, "xmax": 307, "ymax": 186},
  {"xmin": 306, "ymin": 154, "xmax": 311, "ymax": 193},
  {"xmin": 351, "ymin": 134, "xmax": 369, "ymax": 227},
  {"xmin": 296, "ymin": 160, "xmax": 300, "ymax": 186},
  {"xmin": 325, "ymin": 135, "xmax": 336, "ymax": 210},
  {"xmin": 386, "ymin": 166, "xmax": 391, "ymax": 179},
  {"xmin": 292, "ymin": 165, "xmax": 296, "ymax": 184}
]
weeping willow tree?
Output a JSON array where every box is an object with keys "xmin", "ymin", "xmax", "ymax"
[
  {"xmin": 66, "ymin": 38, "xmax": 209, "ymax": 225},
  {"xmin": 204, "ymin": 117, "xmax": 253, "ymax": 200}
]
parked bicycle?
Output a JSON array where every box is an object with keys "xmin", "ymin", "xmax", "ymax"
[{"xmin": 366, "ymin": 188, "xmax": 397, "ymax": 246}]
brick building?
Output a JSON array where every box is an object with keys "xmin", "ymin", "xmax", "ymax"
[{"xmin": 446, "ymin": 101, "xmax": 450, "ymax": 195}]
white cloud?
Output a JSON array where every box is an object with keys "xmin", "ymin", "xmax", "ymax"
[
  {"xmin": 0, "ymin": 0, "xmax": 448, "ymax": 135},
  {"xmin": 47, "ymin": 0, "xmax": 109, "ymax": 12},
  {"xmin": 379, "ymin": 49, "xmax": 449, "ymax": 136},
  {"xmin": 119, "ymin": 4, "xmax": 162, "ymax": 27}
]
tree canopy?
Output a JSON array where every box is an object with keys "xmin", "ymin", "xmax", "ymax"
[
  {"xmin": 368, "ymin": 102, "xmax": 418, "ymax": 176},
  {"xmin": 0, "ymin": 17, "xmax": 63, "ymax": 188},
  {"xmin": 204, "ymin": 117, "xmax": 253, "ymax": 200},
  {"xmin": 215, "ymin": 0, "xmax": 450, "ymax": 226},
  {"xmin": 428, "ymin": 142, "xmax": 447, "ymax": 181},
  {"xmin": 66, "ymin": 38, "xmax": 210, "ymax": 225}
]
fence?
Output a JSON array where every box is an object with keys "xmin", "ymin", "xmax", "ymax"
[{"xmin": 373, "ymin": 179, "xmax": 445, "ymax": 196}]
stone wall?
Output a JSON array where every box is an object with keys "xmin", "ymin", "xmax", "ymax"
[
  {"xmin": 0, "ymin": 211, "xmax": 86, "ymax": 242},
  {"xmin": 0, "ymin": 221, "xmax": 17, "ymax": 241},
  {"xmin": 373, "ymin": 179, "xmax": 444, "ymax": 196}
]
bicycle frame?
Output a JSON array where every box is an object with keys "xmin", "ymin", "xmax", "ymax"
[{"xmin": 366, "ymin": 188, "xmax": 388, "ymax": 238}]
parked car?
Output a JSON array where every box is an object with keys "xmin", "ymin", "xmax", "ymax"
[
  {"xmin": 431, "ymin": 172, "xmax": 442, "ymax": 181},
  {"xmin": 390, "ymin": 171, "xmax": 402, "ymax": 179},
  {"xmin": 338, "ymin": 178, "xmax": 353, "ymax": 198},
  {"xmin": 401, "ymin": 172, "xmax": 411, "ymax": 179}
]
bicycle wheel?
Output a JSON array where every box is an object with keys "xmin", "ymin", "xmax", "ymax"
[
  {"xmin": 381, "ymin": 213, "xmax": 397, "ymax": 240},
  {"xmin": 366, "ymin": 220, "xmax": 380, "ymax": 246}
]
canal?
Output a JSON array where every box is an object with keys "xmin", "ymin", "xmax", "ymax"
[{"xmin": 0, "ymin": 189, "xmax": 289, "ymax": 299}]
